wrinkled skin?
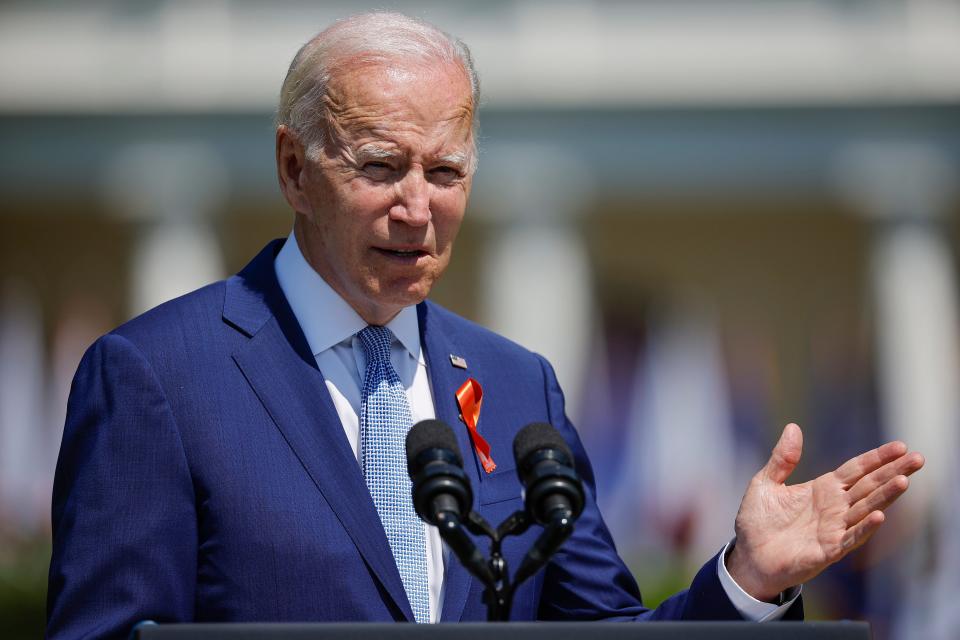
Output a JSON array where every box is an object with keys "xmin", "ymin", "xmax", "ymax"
[
  {"xmin": 276, "ymin": 58, "xmax": 475, "ymax": 326},
  {"xmin": 728, "ymin": 423, "xmax": 924, "ymax": 601}
]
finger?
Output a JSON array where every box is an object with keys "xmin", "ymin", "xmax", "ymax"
[
  {"xmin": 833, "ymin": 440, "xmax": 908, "ymax": 487},
  {"xmin": 845, "ymin": 475, "xmax": 909, "ymax": 527},
  {"xmin": 840, "ymin": 510, "xmax": 885, "ymax": 555},
  {"xmin": 762, "ymin": 423, "xmax": 803, "ymax": 484},
  {"xmin": 846, "ymin": 451, "xmax": 925, "ymax": 505}
]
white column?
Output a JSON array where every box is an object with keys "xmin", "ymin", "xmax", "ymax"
[
  {"xmin": 837, "ymin": 142, "xmax": 959, "ymax": 509},
  {"xmin": 836, "ymin": 142, "xmax": 960, "ymax": 640},
  {"xmin": 101, "ymin": 141, "xmax": 228, "ymax": 317},
  {"xmin": 477, "ymin": 144, "xmax": 595, "ymax": 418}
]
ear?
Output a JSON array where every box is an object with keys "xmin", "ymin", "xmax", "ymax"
[{"xmin": 276, "ymin": 125, "xmax": 312, "ymax": 213}]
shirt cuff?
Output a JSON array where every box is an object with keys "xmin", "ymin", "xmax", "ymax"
[{"xmin": 716, "ymin": 539, "xmax": 802, "ymax": 621}]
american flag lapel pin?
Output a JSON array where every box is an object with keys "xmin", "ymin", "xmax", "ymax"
[{"xmin": 449, "ymin": 354, "xmax": 468, "ymax": 369}]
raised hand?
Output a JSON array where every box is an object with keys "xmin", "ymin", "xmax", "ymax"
[{"xmin": 726, "ymin": 423, "xmax": 925, "ymax": 602}]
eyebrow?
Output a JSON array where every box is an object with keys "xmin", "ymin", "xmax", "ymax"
[
  {"xmin": 356, "ymin": 145, "xmax": 397, "ymax": 160},
  {"xmin": 355, "ymin": 145, "xmax": 471, "ymax": 169},
  {"xmin": 438, "ymin": 152, "xmax": 469, "ymax": 167}
]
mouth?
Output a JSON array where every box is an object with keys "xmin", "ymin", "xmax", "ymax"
[{"xmin": 373, "ymin": 247, "xmax": 430, "ymax": 261}]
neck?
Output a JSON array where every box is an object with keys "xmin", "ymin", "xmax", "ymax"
[{"xmin": 291, "ymin": 222, "xmax": 403, "ymax": 327}]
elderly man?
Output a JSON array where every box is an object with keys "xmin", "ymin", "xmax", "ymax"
[{"xmin": 47, "ymin": 12, "xmax": 923, "ymax": 638}]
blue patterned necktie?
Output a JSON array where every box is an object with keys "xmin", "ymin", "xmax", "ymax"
[{"xmin": 357, "ymin": 325, "xmax": 430, "ymax": 623}]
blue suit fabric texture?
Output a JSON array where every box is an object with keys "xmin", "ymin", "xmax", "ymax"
[{"xmin": 47, "ymin": 239, "xmax": 802, "ymax": 638}]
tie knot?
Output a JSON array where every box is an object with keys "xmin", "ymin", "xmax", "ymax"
[{"xmin": 358, "ymin": 325, "xmax": 395, "ymax": 364}]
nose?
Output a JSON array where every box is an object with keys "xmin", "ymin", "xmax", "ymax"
[{"xmin": 389, "ymin": 167, "xmax": 431, "ymax": 226}]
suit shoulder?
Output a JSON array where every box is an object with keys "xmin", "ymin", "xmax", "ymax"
[
  {"xmin": 421, "ymin": 300, "xmax": 546, "ymax": 368},
  {"xmin": 107, "ymin": 280, "xmax": 228, "ymax": 354}
]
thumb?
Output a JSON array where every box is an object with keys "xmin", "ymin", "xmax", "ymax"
[{"xmin": 762, "ymin": 423, "xmax": 803, "ymax": 485}]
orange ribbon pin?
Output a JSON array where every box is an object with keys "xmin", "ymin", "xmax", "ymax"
[{"xmin": 455, "ymin": 377, "xmax": 496, "ymax": 473}]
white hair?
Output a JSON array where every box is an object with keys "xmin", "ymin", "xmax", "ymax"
[{"xmin": 277, "ymin": 12, "xmax": 480, "ymax": 160}]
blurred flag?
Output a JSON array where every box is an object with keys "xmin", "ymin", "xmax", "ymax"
[
  {"xmin": 0, "ymin": 282, "xmax": 47, "ymax": 533},
  {"xmin": 605, "ymin": 304, "xmax": 745, "ymax": 564}
]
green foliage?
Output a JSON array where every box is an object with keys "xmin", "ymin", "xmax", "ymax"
[
  {"xmin": 0, "ymin": 536, "xmax": 49, "ymax": 640},
  {"xmin": 625, "ymin": 551, "xmax": 696, "ymax": 609}
]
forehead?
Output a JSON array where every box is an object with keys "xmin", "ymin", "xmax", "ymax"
[{"xmin": 324, "ymin": 57, "xmax": 475, "ymax": 145}]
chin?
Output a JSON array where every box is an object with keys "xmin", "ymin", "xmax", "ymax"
[
  {"xmin": 377, "ymin": 281, "xmax": 433, "ymax": 310},
  {"xmin": 355, "ymin": 279, "xmax": 419, "ymax": 311},
  {"xmin": 387, "ymin": 287, "xmax": 430, "ymax": 309}
]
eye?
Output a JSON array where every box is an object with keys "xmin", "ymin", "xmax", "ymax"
[
  {"xmin": 362, "ymin": 161, "xmax": 395, "ymax": 180},
  {"xmin": 428, "ymin": 166, "xmax": 463, "ymax": 185}
]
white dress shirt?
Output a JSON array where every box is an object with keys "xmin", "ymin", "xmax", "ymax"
[
  {"xmin": 717, "ymin": 541, "xmax": 801, "ymax": 620},
  {"xmin": 275, "ymin": 233, "xmax": 445, "ymax": 622},
  {"xmin": 274, "ymin": 232, "xmax": 798, "ymax": 621}
]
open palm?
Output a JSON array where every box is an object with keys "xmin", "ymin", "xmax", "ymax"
[{"xmin": 726, "ymin": 423, "xmax": 924, "ymax": 601}]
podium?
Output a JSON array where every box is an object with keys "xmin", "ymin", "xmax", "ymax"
[{"xmin": 134, "ymin": 622, "xmax": 871, "ymax": 640}]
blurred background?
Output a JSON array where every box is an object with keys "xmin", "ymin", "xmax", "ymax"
[{"xmin": 2, "ymin": 1, "xmax": 959, "ymax": 638}]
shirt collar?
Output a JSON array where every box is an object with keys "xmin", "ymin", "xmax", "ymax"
[{"xmin": 274, "ymin": 232, "xmax": 423, "ymax": 363}]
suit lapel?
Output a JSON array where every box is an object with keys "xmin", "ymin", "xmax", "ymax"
[
  {"xmin": 418, "ymin": 302, "xmax": 480, "ymax": 622},
  {"xmin": 225, "ymin": 241, "xmax": 414, "ymax": 622}
]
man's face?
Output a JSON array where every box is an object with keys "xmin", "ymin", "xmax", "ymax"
[{"xmin": 288, "ymin": 58, "xmax": 475, "ymax": 325}]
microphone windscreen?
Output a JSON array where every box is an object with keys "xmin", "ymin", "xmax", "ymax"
[
  {"xmin": 406, "ymin": 419, "xmax": 463, "ymax": 466},
  {"xmin": 513, "ymin": 422, "xmax": 573, "ymax": 465}
]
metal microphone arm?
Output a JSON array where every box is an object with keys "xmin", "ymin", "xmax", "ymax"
[
  {"xmin": 511, "ymin": 511, "xmax": 575, "ymax": 587},
  {"xmin": 434, "ymin": 509, "xmax": 497, "ymax": 589}
]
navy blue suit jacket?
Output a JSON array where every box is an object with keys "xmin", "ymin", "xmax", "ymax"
[{"xmin": 48, "ymin": 240, "xmax": 801, "ymax": 638}]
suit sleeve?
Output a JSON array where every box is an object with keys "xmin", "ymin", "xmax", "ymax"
[
  {"xmin": 532, "ymin": 354, "xmax": 803, "ymax": 621},
  {"xmin": 47, "ymin": 333, "xmax": 198, "ymax": 640}
]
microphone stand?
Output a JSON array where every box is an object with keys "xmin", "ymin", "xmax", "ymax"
[
  {"xmin": 445, "ymin": 509, "xmax": 538, "ymax": 621},
  {"xmin": 511, "ymin": 512, "xmax": 575, "ymax": 587},
  {"xmin": 410, "ymin": 424, "xmax": 583, "ymax": 621}
]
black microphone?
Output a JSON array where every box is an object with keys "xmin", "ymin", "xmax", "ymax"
[
  {"xmin": 405, "ymin": 420, "xmax": 495, "ymax": 587},
  {"xmin": 511, "ymin": 422, "xmax": 586, "ymax": 586},
  {"xmin": 406, "ymin": 419, "xmax": 473, "ymax": 524},
  {"xmin": 513, "ymin": 422, "xmax": 585, "ymax": 525}
]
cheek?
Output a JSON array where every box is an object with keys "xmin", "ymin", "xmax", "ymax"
[
  {"xmin": 432, "ymin": 192, "xmax": 467, "ymax": 244},
  {"xmin": 326, "ymin": 184, "xmax": 390, "ymax": 235},
  {"xmin": 345, "ymin": 178, "xmax": 395, "ymax": 206}
]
